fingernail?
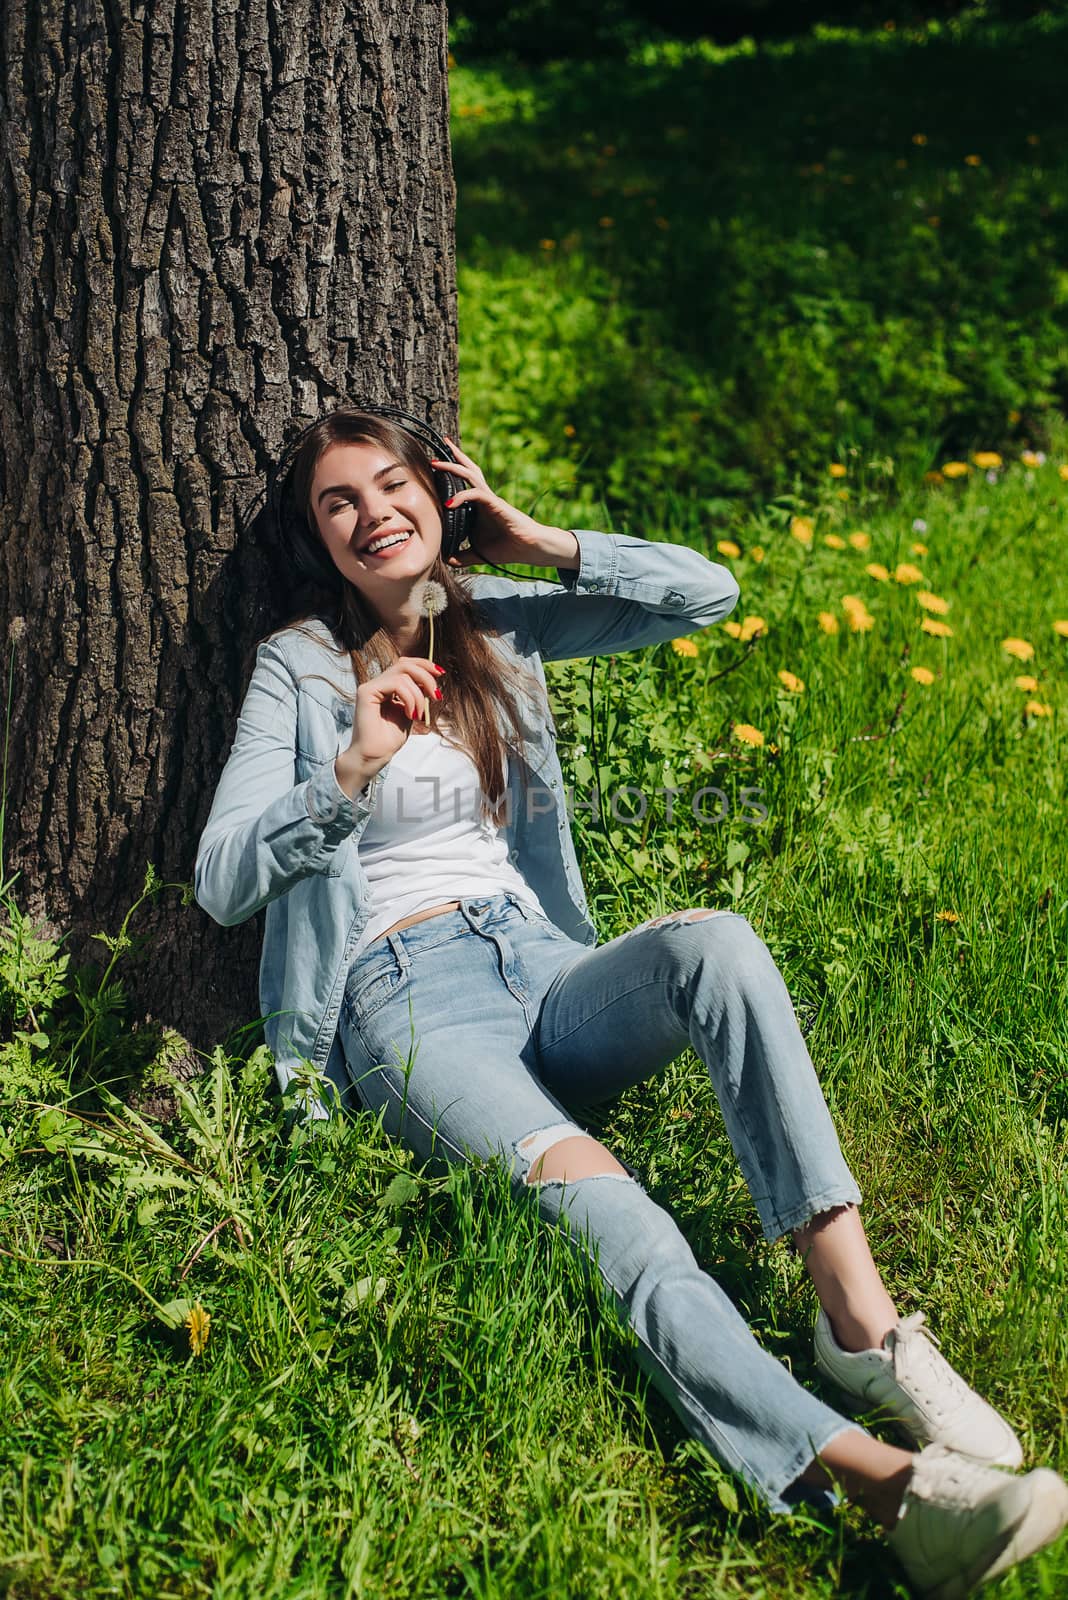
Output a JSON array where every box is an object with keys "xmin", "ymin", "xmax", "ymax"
[
  {"xmin": 434, "ymin": 688, "xmax": 443, "ymax": 700},
  {"xmin": 433, "ymin": 665, "xmax": 446, "ymax": 675},
  {"xmin": 444, "ymin": 497, "xmax": 455, "ymax": 507}
]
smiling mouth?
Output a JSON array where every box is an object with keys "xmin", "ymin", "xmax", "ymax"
[{"xmin": 362, "ymin": 530, "xmax": 413, "ymax": 557}]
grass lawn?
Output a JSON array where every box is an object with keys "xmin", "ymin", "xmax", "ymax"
[{"xmin": 2, "ymin": 11, "xmax": 1067, "ymax": 1598}]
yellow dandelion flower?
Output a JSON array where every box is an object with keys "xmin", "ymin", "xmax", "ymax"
[
  {"xmin": 972, "ymin": 451, "xmax": 1002, "ymax": 469},
  {"xmin": 865, "ymin": 563, "xmax": 890, "ymax": 582},
  {"xmin": 1014, "ymin": 675, "xmax": 1039, "ymax": 692},
  {"xmin": 598, "ymin": 216, "xmax": 615, "ymax": 228},
  {"xmin": 964, "ymin": 153, "xmax": 982, "ymax": 166},
  {"xmin": 1059, "ymin": 465, "xmax": 1068, "ymax": 482},
  {"xmin": 942, "ymin": 461, "xmax": 970, "ymax": 478},
  {"xmin": 186, "ymin": 1302, "xmax": 211, "ymax": 1357},
  {"xmin": 926, "ymin": 215, "xmax": 941, "ymax": 228},
  {"xmin": 829, "ymin": 462, "xmax": 847, "ymax": 478},
  {"xmin": 563, "ymin": 423, "xmax": 576, "ymax": 437},
  {"xmin": 1001, "ymin": 637, "xmax": 1035, "ymax": 662},
  {"xmin": 911, "ymin": 666, "xmax": 936, "ymax": 685},
  {"xmin": 447, "ymin": 51, "xmax": 457, "ymax": 68},
  {"xmin": 1020, "ymin": 450, "xmax": 1042, "ymax": 468},
  {"xmin": 750, "ymin": 546, "xmax": 765, "ymax": 563},
  {"xmin": 1024, "ymin": 700, "xmax": 1052, "ymax": 717},
  {"xmin": 920, "ymin": 618, "xmax": 954, "ymax": 638},
  {"xmin": 1053, "ymin": 620, "xmax": 1068, "ymax": 638},
  {"xmin": 924, "ymin": 470, "xmax": 945, "ymax": 485},
  {"xmin": 724, "ymin": 620, "xmax": 743, "ymax": 638},
  {"xmin": 842, "ymin": 595, "xmax": 875, "ymax": 632},
  {"xmin": 671, "ymin": 637, "xmax": 699, "ymax": 658},
  {"xmin": 917, "ymin": 592, "xmax": 949, "ymax": 614},
  {"xmin": 654, "ymin": 216, "xmax": 671, "ymax": 230},
  {"xmin": 912, "ymin": 133, "xmax": 928, "ymax": 146},
  {"xmin": 716, "ymin": 539, "xmax": 742, "ymax": 558},
  {"xmin": 818, "ymin": 611, "xmax": 840, "ymax": 635},
  {"xmin": 935, "ymin": 910, "xmax": 959, "ymax": 923},
  {"xmin": 837, "ymin": 489, "xmax": 850, "ymax": 500},
  {"xmin": 739, "ymin": 615, "xmax": 768, "ymax": 642},
  {"xmin": 777, "ymin": 670, "xmax": 805, "ymax": 693},
  {"xmin": 847, "ymin": 530, "xmax": 871, "ymax": 551},
  {"xmin": 539, "ymin": 238, "xmax": 557, "ymax": 250},
  {"xmin": 911, "ymin": 541, "xmax": 929, "ymax": 556},
  {"xmin": 824, "ymin": 534, "xmax": 847, "ymax": 550},
  {"xmin": 733, "ymin": 723, "xmax": 765, "ymax": 748},
  {"xmin": 894, "ymin": 562, "xmax": 925, "ymax": 585},
  {"xmin": 790, "ymin": 516, "xmax": 814, "ymax": 546}
]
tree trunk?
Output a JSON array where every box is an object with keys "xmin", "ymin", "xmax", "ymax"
[{"xmin": 0, "ymin": 0, "xmax": 457, "ymax": 1084}]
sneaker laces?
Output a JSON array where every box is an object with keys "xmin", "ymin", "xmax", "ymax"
[
  {"xmin": 906, "ymin": 1444, "xmax": 1004, "ymax": 1511},
  {"xmin": 889, "ymin": 1313, "xmax": 972, "ymax": 1414}
]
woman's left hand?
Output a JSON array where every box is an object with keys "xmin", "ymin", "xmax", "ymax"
[{"xmin": 431, "ymin": 439, "xmax": 579, "ymax": 571}]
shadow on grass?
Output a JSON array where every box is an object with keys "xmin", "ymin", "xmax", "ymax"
[{"xmin": 453, "ymin": 15, "xmax": 1068, "ymax": 499}]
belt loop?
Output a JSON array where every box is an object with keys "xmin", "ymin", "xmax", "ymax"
[{"xmin": 387, "ymin": 930, "xmax": 410, "ymax": 973}]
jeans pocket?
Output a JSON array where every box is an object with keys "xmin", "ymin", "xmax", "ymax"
[
  {"xmin": 343, "ymin": 946, "xmax": 409, "ymax": 1033},
  {"xmin": 514, "ymin": 902, "xmax": 572, "ymax": 942}
]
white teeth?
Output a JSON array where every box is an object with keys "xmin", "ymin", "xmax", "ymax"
[{"xmin": 365, "ymin": 531, "xmax": 411, "ymax": 555}]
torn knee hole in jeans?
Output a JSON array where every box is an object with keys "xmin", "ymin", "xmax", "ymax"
[
  {"xmin": 617, "ymin": 907, "xmax": 733, "ymax": 942},
  {"xmin": 515, "ymin": 1123, "xmax": 636, "ymax": 1187}
]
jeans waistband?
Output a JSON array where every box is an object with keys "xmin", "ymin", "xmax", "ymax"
[{"xmin": 359, "ymin": 892, "xmax": 528, "ymax": 968}]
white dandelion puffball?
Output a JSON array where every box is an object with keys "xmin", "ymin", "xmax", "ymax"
[{"xmin": 419, "ymin": 580, "xmax": 448, "ymax": 618}]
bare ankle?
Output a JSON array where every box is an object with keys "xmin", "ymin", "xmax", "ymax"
[
  {"xmin": 829, "ymin": 1308, "xmax": 896, "ymax": 1354},
  {"xmin": 798, "ymin": 1432, "xmax": 915, "ymax": 1529}
]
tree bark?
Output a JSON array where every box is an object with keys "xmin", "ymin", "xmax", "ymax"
[{"xmin": 0, "ymin": 0, "xmax": 457, "ymax": 1081}]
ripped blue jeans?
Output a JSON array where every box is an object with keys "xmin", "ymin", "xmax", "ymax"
[{"xmin": 337, "ymin": 891, "xmax": 864, "ymax": 1513}]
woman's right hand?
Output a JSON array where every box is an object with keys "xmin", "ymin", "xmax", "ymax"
[{"xmin": 347, "ymin": 657, "xmax": 445, "ymax": 770}]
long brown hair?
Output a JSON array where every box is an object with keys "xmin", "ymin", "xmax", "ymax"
[{"xmin": 262, "ymin": 409, "xmax": 546, "ymax": 824}]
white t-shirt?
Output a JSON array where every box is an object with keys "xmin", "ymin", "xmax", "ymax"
[{"xmin": 352, "ymin": 723, "xmax": 547, "ymax": 960}]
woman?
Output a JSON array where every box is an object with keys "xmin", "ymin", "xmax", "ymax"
[{"xmin": 195, "ymin": 406, "xmax": 1068, "ymax": 1596}]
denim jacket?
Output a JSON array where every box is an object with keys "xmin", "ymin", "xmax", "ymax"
[{"xmin": 194, "ymin": 528, "xmax": 739, "ymax": 1119}]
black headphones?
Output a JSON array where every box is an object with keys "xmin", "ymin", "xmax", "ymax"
[{"xmin": 268, "ymin": 402, "xmax": 486, "ymax": 586}]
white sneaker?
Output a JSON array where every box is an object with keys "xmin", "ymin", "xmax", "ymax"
[
  {"xmin": 888, "ymin": 1443, "xmax": 1068, "ymax": 1599},
  {"xmin": 814, "ymin": 1310, "xmax": 1023, "ymax": 1468}
]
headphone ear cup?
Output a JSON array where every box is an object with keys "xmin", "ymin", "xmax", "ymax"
[{"xmin": 436, "ymin": 468, "xmax": 475, "ymax": 561}]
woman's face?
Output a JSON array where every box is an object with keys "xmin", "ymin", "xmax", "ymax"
[{"xmin": 309, "ymin": 439, "xmax": 443, "ymax": 598}]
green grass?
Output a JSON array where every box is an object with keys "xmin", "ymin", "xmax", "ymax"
[
  {"xmin": 3, "ymin": 12, "xmax": 1068, "ymax": 1599},
  {"xmin": 450, "ymin": 9, "xmax": 1068, "ymax": 519}
]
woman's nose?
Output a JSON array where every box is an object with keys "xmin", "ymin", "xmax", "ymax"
[{"xmin": 359, "ymin": 490, "xmax": 394, "ymax": 529}]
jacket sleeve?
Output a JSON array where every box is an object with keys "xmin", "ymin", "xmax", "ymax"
[
  {"xmin": 476, "ymin": 528, "xmax": 740, "ymax": 662},
  {"xmin": 193, "ymin": 639, "xmax": 380, "ymax": 928}
]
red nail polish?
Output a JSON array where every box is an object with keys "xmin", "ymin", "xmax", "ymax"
[
  {"xmin": 444, "ymin": 497, "xmax": 455, "ymax": 507},
  {"xmin": 434, "ymin": 665, "xmax": 446, "ymax": 675},
  {"xmin": 434, "ymin": 688, "xmax": 443, "ymax": 700}
]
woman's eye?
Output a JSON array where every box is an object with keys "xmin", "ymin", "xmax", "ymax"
[{"xmin": 385, "ymin": 479, "xmax": 406, "ymax": 491}]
